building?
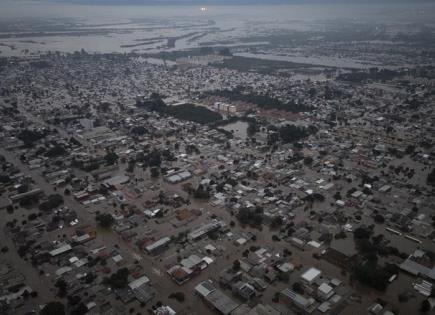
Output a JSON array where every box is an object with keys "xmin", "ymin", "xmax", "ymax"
[
  {"xmin": 144, "ymin": 237, "xmax": 171, "ymax": 255},
  {"xmin": 301, "ymin": 267, "xmax": 322, "ymax": 285},
  {"xmin": 232, "ymin": 281, "xmax": 257, "ymax": 300},
  {"xmin": 324, "ymin": 239, "xmax": 358, "ymax": 269},
  {"xmin": 279, "ymin": 289, "xmax": 316, "ymax": 313},
  {"xmin": 231, "ymin": 304, "xmax": 281, "ymax": 315},
  {"xmin": 399, "ymin": 249, "xmax": 435, "ymax": 281},
  {"xmin": 165, "ymin": 170, "xmax": 192, "ymax": 184},
  {"xmin": 49, "ymin": 243, "xmax": 72, "ymax": 257},
  {"xmin": 195, "ymin": 280, "xmax": 239, "ymax": 315},
  {"xmin": 188, "ymin": 220, "xmax": 224, "ymax": 241},
  {"xmin": 317, "ymin": 283, "xmax": 334, "ymax": 301}
]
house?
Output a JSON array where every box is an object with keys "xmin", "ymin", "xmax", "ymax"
[
  {"xmin": 167, "ymin": 255, "xmax": 207, "ymax": 285},
  {"xmin": 9, "ymin": 188, "xmax": 43, "ymax": 203},
  {"xmin": 399, "ymin": 249, "xmax": 435, "ymax": 281},
  {"xmin": 246, "ymin": 304, "xmax": 281, "ymax": 315},
  {"xmin": 220, "ymin": 268, "xmax": 243, "ymax": 288},
  {"xmin": 323, "ymin": 239, "xmax": 358, "ymax": 269},
  {"xmin": 49, "ymin": 243, "xmax": 72, "ymax": 257},
  {"xmin": 188, "ymin": 220, "xmax": 224, "ymax": 241},
  {"xmin": 128, "ymin": 275, "xmax": 150, "ymax": 290},
  {"xmin": 154, "ymin": 306, "xmax": 176, "ymax": 315},
  {"xmin": 165, "ymin": 170, "xmax": 192, "ymax": 184},
  {"xmin": 232, "ymin": 281, "xmax": 257, "ymax": 300},
  {"xmin": 231, "ymin": 304, "xmax": 281, "ymax": 315},
  {"xmin": 277, "ymin": 262, "xmax": 295, "ymax": 274},
  {"xmin": 145, "ymin": 237, "xmax": 171, "ymax": 255},
  {"xmin": 279, "ymin": 289, "xmax": 316, "ymax": 313},
  {"xmin": 317, "ymin": 283, "xmax": 334, "ymax": 301},
  {"xmin": 167, "ymin": 265, "xmax": 193, "ymax": 285},
  {"xmin": 205, "ymin": 289, "xmax": 240, "ymax": 315},
  {"xmin": 195, "ymin": 280, "xmax": 239, "ymax": 315},
  {"xmin": 301, "ymin": 267, "xmax": 322, "ymax": 285},
  {"xmin": 180, "ymin": 254, "xmax": 207, "ymax": 271}
]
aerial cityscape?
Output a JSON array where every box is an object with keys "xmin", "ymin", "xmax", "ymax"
[{"xmin": 0, "ymin": 1, "xmax": 434, "ymax": 315}]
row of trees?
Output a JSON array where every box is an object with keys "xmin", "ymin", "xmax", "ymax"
[
  {"xmin": 136, "ymin": 95, "xmax": 223, "ymax": 125},
  {"xmin": 207, "ymin": 89, "xmax": 314, "ymax": 113},
  {"xmin": 427, "ymin": 169, "xmax": 435, "ymax": 186},
  {"xmin": 267, "ymin": 124, "xmax": 317, "ymax": 144}
]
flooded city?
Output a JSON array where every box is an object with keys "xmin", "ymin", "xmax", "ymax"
[{"xmin": 0, "ymin": 1, "xmax": 435, "ymax": 315}]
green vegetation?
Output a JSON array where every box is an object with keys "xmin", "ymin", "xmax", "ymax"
[
  {"xmin": 236, "ymin": 207, "xmax": 263, "ymax": 227},
  {"xmin": 193, "ymin": 184, "xmax": 211, "ymax": 199},
  {"xmin": 352, "ymin": 226, "xmax": 399, "ymax": 291},
  {"xmin": 104, "ymin": 151, "xmax": 119, "ymax": 166},
  {"xmin": 164, "ymin": 103, "xmax": 222, "ymax": 124},
  {"xmin": 207, "ymin": 89, "xmax": 313, "ymax": 113},
  {"xmin": 337, "ymin": 68, "xmax": 404, "ymax": 83},
  {"xmin": 353, "ymin": 261, "xmax": 392, "ymax": 291},
  {"xmin": 168, "ymin": 292, "xmax": 185, "ymax": 303},
  {"xmin": 420, "ymin": 300, "xmax": 431, "ymax": 312},
  {"xmin": 232, "ymin": 260, "xmax": 241, "ymax": 271},
  {"xmin": 280, "ymin": 124, "xmax": 317, "ymax": 143},
  {"xmin": 104, "ymin": 268, "xmax": 129, "ymax": 289},
  {"xmin": 17, "ymin": 129, "xmax": 48, "ymax": 147},
  {"xmin": 137, "ymin": 97, "xmax": 222, "ymax": 124},
  {"xmin": 217, "ymin": 56, "xmax": 307, "ymax": 74},
  {"xmin": 95, "ymin": 213, "xmax": 115, "ymax": 229},
  {"xmin": 45, "ymin": 144, "xmax": 67, "ymax": 157},
  {"xmin": 55, "ymin": 279, "xmax": 68, "ymax": 298},
  {"xmin": 427, "ymin": 169, "xmax": 435, "ymax": 186},
  {"xmin": 38, "ymin": 194, "xmax": 64, "ymax": 212},
  {"xmin": 268, "ymin": 124, "xmax": 317, "ymax": 144},
  {"xmin": 131, "ymin": 125, "xmax": 148, "ymax": 136},
  {"xmin": 40, "ymin": 302, "xmax": 65, "ymax": 315}
]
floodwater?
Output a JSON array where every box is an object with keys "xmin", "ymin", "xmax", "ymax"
[
  {"xmin": 220, "ymin": 121, "xmax": 249, "ymax": 140},
  {"xmin": 1, "ymin": 2, "xmax": 435, "ymax": 57},
  {"xmin": 235, "ymin": 52, "xmax": 385, "ymax": 70}
]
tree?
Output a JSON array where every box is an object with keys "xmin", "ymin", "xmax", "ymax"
[
  {"xmin": 104, "ymin": 268, "xmax": 130, "ymax": 289},
  {"xmin": 84, "ymin": 272, "xmax": 95, "ymax": 284},
  {"xmin": 218, "ymin": 47, "xmax": 232, "ymax": 56},
  {"xmin": 150, "ymin": 167, "xmax": 160, "ymax": 178},
  {"xmin": 131, "ymin": 126, "xmax": 148, "ymax": 136},
  {"xmin": 292, "ymin": 282, "xmax": 304, "ymax": 294},
  {"xmin": 420, "ymin": 300, "xmax": 431, "ymax": 313},
  {"xmin": 278, "ymin": 272, "xmax": 290, "ymax": 282},
  {"xmin": 45, "ymin": 144, "xmax": 66, "ymax": 157},
  {"xmin": 70, "ymin": 303, "xmax": 88, "ymax": 315},
  {"xmin": 55, "ymin": 279, "xmax": 68, "ymax": 298},
  {"xmin": 271, "ymin": 216, "xmax": 283, "ymax": 228},
  {"xmin": 96, "ymin": 213, "xmax": 115, "ymax": 229},
  {"xmin": 17, "ymin": 129, "xmax": 47, "ymax": 147},
  {"xmin": 427, "ymin": 169, "xmax": 435, "ymax": 186},
  {"xmin": 354, "ymin": 227, "xmax": 373, "ymax": 239},
  {"xmin": 6, "ymin": 205, "xmax": 13, "ymax": 214},
  {"xmin": 126, "ymin": 161, "xmax": 135, "ymax": 173},
  {"xmin": 272, "ymin": 235, "xmax": 281, "ymax": 242},
  {"xmin": 40, "ymin": 302, "xmax": 65, "ymax": 315},
  {"xmin": 168, "ymin": 292, "xmax": 185, "ymax": 303},
  {"xmin": 193, "ymin": 184, "xmax": 210, "ymax": 199},
  {"xmin": 104, "ymin": 151, "xmax": 119, "ymax": 166},
  {"xmin": 39, "ymin": 194, "xmax": 64, "ymax": 212},
  {"xmin": 232, "ymin": 260, "xmax": 241, "ymax": 272},
  {"xmin": 236, "ymin": 207, "xmax": 263, "ymax": 227},
  {"xmin": 353, "ymin": 262, "xmax": 390, "ymax": 291},
  {"xmin": 374, "ymin": 214, "xmax": 385, "ymax": 224}
]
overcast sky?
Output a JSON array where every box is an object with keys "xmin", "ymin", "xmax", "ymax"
[{"xmin": 24, "ymin": 0, "xmax": 431, "ymax": 4}]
